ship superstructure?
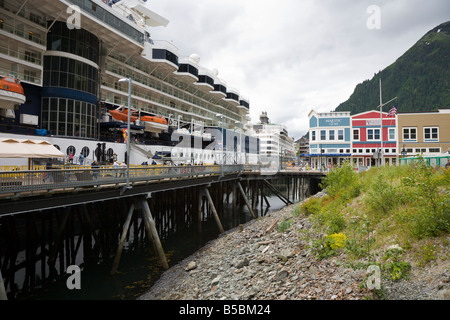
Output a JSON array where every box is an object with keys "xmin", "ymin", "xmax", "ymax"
[
  {"xmin": 0, "ymin": 0, "xmax": 258, "ymax": 166},
  {"xmin": 252, "ymin": 111, "xmax": 296, "ymax": 166}
]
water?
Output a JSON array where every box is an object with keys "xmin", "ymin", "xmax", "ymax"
[{"xmin": 4, "ymin": 183, "xmax": 302, "ymax": 300}]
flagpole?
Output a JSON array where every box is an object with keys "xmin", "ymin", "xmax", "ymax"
[
  {"xmin": 377, "ymin": 79, "xmax": 397, "ymax": 167},
  {"xmin": 379, "ymin": 79, "xmax": 383, "ymax": 167}
]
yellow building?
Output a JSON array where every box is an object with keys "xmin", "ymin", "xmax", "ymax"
[{"xmin": 397, "ymin": 108, "xmax": 450, "ymax": 156}]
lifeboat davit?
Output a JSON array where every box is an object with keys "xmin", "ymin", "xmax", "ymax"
[
  {"xmin": 109, "ymin": 109, "xmax": 138, "ymax": 122},
  {"xmin": 0, "ymin": 76, "xmax": 26, "ymax": 110}
]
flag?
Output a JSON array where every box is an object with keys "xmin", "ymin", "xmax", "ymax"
[{"xmin": 388, "ymin": 106, "xmax": 397, "ymax": 117}]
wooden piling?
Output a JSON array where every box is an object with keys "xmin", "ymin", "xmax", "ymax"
[
  {"xmin": 140, "ymin": 197, "xmax": 169, "ymax": 270},
  {"xmin": 263, "ymin": 179, "xmax": 293, "ymax": 205},
  {"xmin": 197, "ymin": 187, "xmax": 203, "ymax": 232},
  {"xmin": 47, "ymin": 207, "xmax": 71, "ymax": 269},
  {"xmin": 111, "ymin": 201, "xmax": 135, "ymax": 275},
  {"xmin": 236, "ymin": 181, "xmax": 257, "ymax": 219},
  {"xmin": 0, "ymin": 269, "xmax": 7, "ymax": 300},
  {"xmin": 204, "ymin": 187, "xmax": 225, "ymax": 234}
]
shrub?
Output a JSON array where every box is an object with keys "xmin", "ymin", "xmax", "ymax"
[
  {"xmin": 325, "ymin": 233, "xmax": 347, "ymax": 250},
  {"xmin": 365, "ymin": 173, "xmax": 400, "ymax": 215},
  {"xmin": 314, "ymin": 233, "xmax": 348, "ymax": 259},
  {"xmin": 320, "ymin": 161, "xmax": 360, "ymax": 200},
  {"xmin": 311, "ymin": 208, "xmax": 346, "ymax": 235},
  {"xmin": 402, "ymin": 162, "xmax": 450, "ymax": 238},
  {"xmin": 278, "ymin": 217, "xmax": 292, "ymax": 233},
  {"xmin": 300, "ymin": 197, "xmax": 322, "ymax": 216},
  {"xmin": 293, "ymin": 205, "xmax": 301, "ymax": 217},
  {"xmin": 382, "ymin": 245, "xmax": 411, "ymax": 281}
]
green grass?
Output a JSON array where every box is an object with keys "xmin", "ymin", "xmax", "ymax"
[{"xmin": 296, "ymin": 159, "xmax": 449, "ymax": 270}]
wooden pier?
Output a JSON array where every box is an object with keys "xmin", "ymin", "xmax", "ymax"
[{"xmin": 0, "ymin": 165, "xmax": 325, "ymax": 299}]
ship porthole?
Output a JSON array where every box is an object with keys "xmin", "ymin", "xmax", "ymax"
[
  {"xmin": 81, "ymin": 146, "xmax": 90, "ymax": 158},
  {"xmin": 67, "ymin": 146, "xmax": 76, "ymax": 156}
]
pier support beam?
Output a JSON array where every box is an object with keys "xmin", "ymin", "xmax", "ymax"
[
  {"xmin": 236, "ymin": 181, "xmax": 257, "ymax": 219},
  {"xmin": 141, "ymin": 197, "xmax": 169, "ymax": 270},
  {"xmin": 263, "ymin": 179, "xmax": 293, "ymax": 205},
  {"xmin": 204, "ymin": 188, "xmax": 224, "ymax": 234},
  {"xmin": 0, "ymin": 269, "xmax": 7, "ymax": 300},
  {"xmin": 111, "ymin": 201, "xmax": 135, "ymax": 275}
]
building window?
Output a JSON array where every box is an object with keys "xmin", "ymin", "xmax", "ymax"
[
  {"xmin": 320, "ymin": 130, "xmax": 326, "ymax": 141},
  {"xmin": 329, "ymin": 130, "xmax": 335, "ymax": 140},
  {"xmin": 353, "ymin": 129, "xmax": 360, "ymax": 141},
  {"xmin": 311, "ymin": 131, "xmax": 316, "ymax": 141},
  {"xmin": 424, "ymin": 127, "xmax": 438, "ymax": 141},
  {"xmin": 403, "ymin": 128, "xmax": 417, "ymax": 141},
  {"xmin": 338, "ymin": 130, "xmax": 344, "ymax": 141},
  {"xmin": 368, "ymin": 129, "xmax": 380, "ymax": 140},
  {"xmin": 388, "ymin": 128, "xmax": 396, "ymax": 141},
  {"xmin": 429, "ymin": 148, "xmax": 440, "ymax": 153}
]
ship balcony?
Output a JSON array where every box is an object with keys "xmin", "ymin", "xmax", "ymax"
[
  {"xmin": 223, "ymin": 87, "xmax": 240, "ymax": 106},
  {"xmin": 175, "ymin": 62, "xmax": 199, "ymax": 84},
  {"xmin": 212, "ymin": 82, "xmax": 227, "ymax": 98},
  {"xmin": 239, "ymin": 97, "xmax": 250, "ymax": 110},
  {"xmin": 141, "ymin": 40, "xmax": 179, "ymax": 72},
  {"xmin": 0, "ymin": 18, "xmax": 46, "ymax": 50},
  {"xmin": 194, "ymin": 72, "xmax": 214, "ymax": 92}
]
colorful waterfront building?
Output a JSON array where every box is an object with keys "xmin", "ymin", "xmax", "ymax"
[
  {"xmin": 351, "ymin": 110, "xmax": 398, "ymax": 167},
  {"xmin": 397, "ymin": 108, "xmax": 450, "ymax": 157},
  {"xmin": 308, "ymin": 110, "xmax": 352, "ymax": 170}
]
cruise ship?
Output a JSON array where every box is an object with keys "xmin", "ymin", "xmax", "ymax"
[
  {"xmin": 252, "ymin": 111, "xmax": 296, "ymax": 168},
  {"xmin": 0, "ymin": 0, "xmax": 259, "ymax": 167}
]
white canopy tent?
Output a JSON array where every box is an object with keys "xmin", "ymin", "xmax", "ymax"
[{"xmin": 0, "ymin": 138, "xmax": 64, "ymax": 158}]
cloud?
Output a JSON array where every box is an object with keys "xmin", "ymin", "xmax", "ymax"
[{"xmin": 149, "ymin": 0, "xmax": 450, "ymax": 139}]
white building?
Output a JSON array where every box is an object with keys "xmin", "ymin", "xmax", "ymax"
[{"xmin": 252, "ymin": 112, "xmax": 296, "ymax": 166}]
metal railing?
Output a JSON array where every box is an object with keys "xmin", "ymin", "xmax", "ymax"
[{"xmin": 0, "ymin": 165, "xmax": 249, "ymax": 195}]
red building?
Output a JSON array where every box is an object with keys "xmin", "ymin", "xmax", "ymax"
[{"xmin": 351, "ymin": 110, "xmax": 398, "ymax": 167}]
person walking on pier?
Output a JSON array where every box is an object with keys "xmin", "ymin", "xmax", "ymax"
[
  {"xmin": 43, "ymin": 161, "xmax": 54, "ymax": 183},
  {"xmin": 113, "ymin": 160, "xmax": 119, "ymax": 177},
  {"xmin": 119, "ymin": 162, "xmax": 126, "ymax": 177}
]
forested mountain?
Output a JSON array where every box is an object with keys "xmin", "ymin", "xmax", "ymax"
[{"xmin": 335, "ymin": 21, "xmax": 450, "ymax": 114}]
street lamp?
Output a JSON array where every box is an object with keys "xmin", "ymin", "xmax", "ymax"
[
  {"xmin": 119, "ymin": 77, "xmax": 132, "ymax": 191},
  {"xmin": 216, "ymin": 113, "xmax": 224, "ymax": 177},
  {"xmin": 234, "ymin": 120, "xmax": 242, "ymax": 165}
]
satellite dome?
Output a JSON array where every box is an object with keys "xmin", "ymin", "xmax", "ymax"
[{"xmin": 189, "ymin": 53, "xmax": 200, "ymax": 64}]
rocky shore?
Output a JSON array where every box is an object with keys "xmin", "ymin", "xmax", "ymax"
[{"xmin": 139, "ymin": 195, "xmax": 449, "ymax": 301}]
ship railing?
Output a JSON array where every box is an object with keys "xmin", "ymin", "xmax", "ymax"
[{"xmin": 0, "ymin": 164, "xmax": 256, "ymax": 195}]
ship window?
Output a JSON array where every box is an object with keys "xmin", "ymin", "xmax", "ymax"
[
  {"xmin": 67, "ymin": 145, "xmax": 76, "ymax": 156},
  {"xmin": 81, "ymin": 146, "xmax": 90, "ymax": 158}
]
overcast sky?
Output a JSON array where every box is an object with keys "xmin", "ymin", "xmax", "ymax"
[{"xmin": 148, "ymin": 0, "xmax": 450, "ymax": 139}]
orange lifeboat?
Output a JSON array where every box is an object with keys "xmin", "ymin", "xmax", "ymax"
[
  {"xmin": 109, "ymin": 109, "xmax": 138, "ymax": 122},
  {"xmin": 0, "ymin": 76, "xmax": 26, "ymax": 109},
  {"xmin": 140, "ymin": 116, "xmax": 168, "ymax": 125}
]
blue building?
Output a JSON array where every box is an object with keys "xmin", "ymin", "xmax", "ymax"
[{"xmin": 308, "ymin": 110, "xmax": 352, "ymax": 170}]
